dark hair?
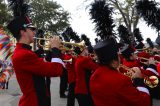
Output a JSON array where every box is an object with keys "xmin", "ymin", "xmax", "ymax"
[
  {"xmin": 15, "ymin": 27, "xmax": 26, "ymax": 41},
  {"xmin": 98, "ymin": 53, "xmax": 119, "ymax": 65}
]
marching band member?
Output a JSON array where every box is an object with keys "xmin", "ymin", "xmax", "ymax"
[
  {"xmin": 90, "ymin": 39, "xmax": 151, "ymax": 106},
  {"xmin": 74, "ymin": 46, "xmax": 98, "ymax": 106},
  {"xmin": 120, "ymin": 42, "xmax": 160, "ymax": 103},
  {"xmin": 59, "ymin": 53, "xmax": 68, "ymax": 98},
  {"xmin": 34, "ymin": 29, "xmax": 52, "ymax": 106},
  {"xmin": 64, "ymin": 52, "xmax": 76, "ymax": 106},
  {"xmin": 89, "ymin": 1, "xmax": 151, "ymax": 106},
  {"xmin": 7, "ymin": 1, "xmax": 64, "ymax": 106}
]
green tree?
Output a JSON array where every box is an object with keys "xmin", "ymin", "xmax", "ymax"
[
  {"xmin": 0, "ymin": 0, "xmax": 12, "ymax": 27},
  {"xmin": 30, "ymin": 0, "xmax": 70, "ymax": 34}
]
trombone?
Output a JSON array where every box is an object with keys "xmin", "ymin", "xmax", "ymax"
[{"xmin": 118, "ymin": 64, "xmax": 159, "ymax": 88}]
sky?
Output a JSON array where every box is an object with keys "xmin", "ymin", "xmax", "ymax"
[{"xmin": 54, "ymin": 0, "xmax": 158, "ymax": 45}]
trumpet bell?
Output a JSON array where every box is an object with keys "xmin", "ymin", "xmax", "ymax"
[
  {"xmin": 144, "ymin": 76, "xmax": 159, "ymax": 88},
  {"xmin": 62, "ymin": 40, "xmax": 85, "ymax": 49}
]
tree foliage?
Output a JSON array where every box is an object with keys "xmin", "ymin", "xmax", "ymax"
[
  {"xmin": 30, "ymin": 0, "xmax": 70, "ymax": 34},
  {"xmin": 0, "ymin": 0, "xmax": 70, "ymax": 34},
  {"xmin": 0, "ymin": 0, "xmax": 12, "ymax": 26}
]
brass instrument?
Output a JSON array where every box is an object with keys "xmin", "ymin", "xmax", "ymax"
[
  {"xmin": 136, "ymin": 47, "xmax": 149, "ymax": 51},
  {"xmin": 118, "ymin": 64, "xmax": 159, "ymax": 88},
  {"xmin": 118, "ymin": 64, "xmax": 134, "ymax": 77},
  {"xmin": 136, "ymin": 47, "xmax": 153, "ymax": 54},
  {"xmin": 139, "ymin": 57, "xmax": 159, "ymax": 64},
  {"xmin": 60, "ymin": 46, "xmax": 73, "ymax": 52},
  {"xmin": 34, "ymin": 37, "xmax": 85, "ymax": 50},
  {"xmin": 63, "ymin": 58, "xmax": 72, "ymax": 64},
  {"xmin": 144, "ymin": 76, "xmax": 159, "ymax": 88}
]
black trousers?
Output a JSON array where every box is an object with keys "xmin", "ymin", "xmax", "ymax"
[
  {"xmin": 67, "ymin": 82, "xmax": 76, "ymax": 106},
  {"xmin": 75, "ymin": 94, "xmax": 94, "ymax": 106},
  {"xmin": 60, "ymin": 69, "xmax": 68, "ymax": 96}
]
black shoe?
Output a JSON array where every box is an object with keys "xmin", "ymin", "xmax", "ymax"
[{"xmin": 60, "ymin": 94, "xmax": 67, "ymax": 98}]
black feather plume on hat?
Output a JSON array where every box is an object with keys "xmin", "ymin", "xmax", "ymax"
[
  {"xmin": 81, "ymin": 34, "xmax": 87, "ymax": 41},
  {"xmin": 90, "ymin": 0, "xmax": 115, "ymax": 40},
  {"xmin": 62, "ymin": 33, "xmax": 70, "ymax": 42},
  {"xmin": 62, "ymin": 27, "xmax": 73, "ymax": 42},
  {"xmin": 146, "ymin": 38, "xmax": 154, "ymax": 48},
  {"xmin": 73, "ymin": 34, "xmax": 80, "ymax": 43},
  {"xmin": 81, "ymin": 34, "xmax": 91, "ymax": 46},
  {"xmin": 136, "ymin": 0, "xmax": 160, "ymax": 32},
  {"xmin": 8, "ymin": 0, "xmax": 31, "ymax": 17},
  {"xmin": 118, "ymin": 25, "xmax": 131, "ymax": 44},
  {"xmin": 63, "ymin": 27, "xmax": 80, "ymax": 43},
  {"xmin": 134, "ymin": 28, "xmax": 143, "ymax": 42},
  {"xmin": 95, "ymin": 38, "xmax": 99, "ymax": 44}
]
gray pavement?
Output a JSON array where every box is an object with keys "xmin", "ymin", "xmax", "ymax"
[
  {"xmin": 0, "ymin": 74, "xmax": 78, "ymax": 106},
  {"xmin": 0, "ymin": 74, "xmax": 160, "ymax": 106}
]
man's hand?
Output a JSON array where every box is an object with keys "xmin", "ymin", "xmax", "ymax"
[
  {"xmin": 148, "ymin": 57, "xmax": 156, "ymax": 65},
  {"xmin": 131, "ymin": 67, "xmax": 143, "ymax": 79},
  {"xmin": 50, "ymin": 36, "xmax": 61, "ymax": 49}
]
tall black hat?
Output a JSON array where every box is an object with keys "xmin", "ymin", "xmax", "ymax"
[
  {"xmin": 94, "ymin": 39, "xmax": 118, "ymax": 64},
  {"xmin": 135, "ymin": 42, "xmax": 144, "ymax": 49},
  {"xmin": 120, "ymin": 44, "xmax": 135, "ymax": 59},
  {"xmin": 146, "ymin": 38, "xmax": 154, "ymax": 48},
  {"xmin": 7, "ymin": 16, "xmax": 35, "ymax": 38},
  {"xmin": 90, "ymin": 0, "xmax": 118, "ymax": 65},
  {"xmin": 7, "ymin": 0, "xmax": 35, "ymax": 39}
]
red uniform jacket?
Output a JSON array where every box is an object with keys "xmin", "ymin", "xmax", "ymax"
[
  {"xmin": 123, "ymin": 59, "xmax": 141, "ymax": 68},
  {"xmin": 75, "ymin": 56, "xmax": 98, "ymax": 94},
  {"xmin": 12, "ymin": 43, "xmax": 63, "ymax": 106},
  {"xmin": 137, "ymin": 51, "xmax": 151, "ymax": 59},
  {"xmin": 90, "ymin": 66, "xmax": 151, "ymax": 106},
  {"xmin": 63, "ymin": 54, "xmax": 76, "ymax": 84},
  {"xmin": 122, "ymin": 59, "xmax": 159, "ymax": 77},
  {"xmin": 157, "ymin": 63, "xmax": 160, "ymax": 76}
]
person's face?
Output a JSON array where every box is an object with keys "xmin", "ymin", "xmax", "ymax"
[
  {"xmin": 82, "ymin": 48, "xmax": 89, "ymax": 56},
  {"xmin": 130, "ymin": 53, "xmax": 137, "ymax": 60},
  {"xmin": 26, "ymin": 28, "xmax": 36, "ymax": 43},
  {"xmin": 111, "ymin": 59, "xmax": 120, "ymax": 70}
]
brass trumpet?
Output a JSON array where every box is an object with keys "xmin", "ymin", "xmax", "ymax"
[
  {"xmin": 34, "ymin": 37, "xmax": 85, "ymax": 50},
  {"xmin": 139, "ymin": 57, "xmax": 160, "ymax": 64},
  {"xmin": 118, "ymin": 64, "xmax": 134, "ymax": 77},
  {"xmin": 136, "ymin": 47, "xmax": 149, "ymax": 51},
  {"xmin": 118, "ymin": 64, "xmax": 159, "ymax": 88},
  {"xmin": 136, "ymin": 47, "xmax": 153, "ymax": 54}
]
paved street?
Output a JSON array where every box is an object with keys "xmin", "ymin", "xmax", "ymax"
[
  {"xmin": 0, "ymin": 74, "xmax": 78, "ymax": 106},
  {"xmin": 0, "ymin": 74, "xmax": 160, "ymax": 106}
]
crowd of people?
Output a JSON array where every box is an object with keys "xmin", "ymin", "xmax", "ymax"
[{"xmin": 1, "ymin": 0, "xmax": 160, "ymax": 106}]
